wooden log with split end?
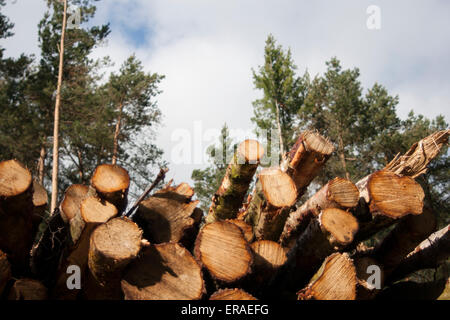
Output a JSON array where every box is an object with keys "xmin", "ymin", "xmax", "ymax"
[
  {"xmin": 133, "ymin": 182, "xmax": 201, "ymax": 249},
  {"xmin": 205, "ymin": 140, "xmax": 264, "ymax": 224},
  {"xmin": 387, "ymin": 225, "xmax": 450, "ymax": 284},
  {"xmin": 210, "ymin": 288, "xmax": 257, "ymax": 300},
  {"xmin": 0, "ymin": 160, "xmax": 34, "ymax": 274},
  {"xmin": 244, "ymin": 168, "xmax": 297, "ymax": 241},
  {"xmin": 280, "ymin": 177, "xmax": 359, "ymax": 249},
  {"xmin": 297, "ymin": 253, "xmax": 357, "ymax": 300},
  {"xmin": 85, "ymin": 217, "xmax": 142, "ymax": 300},
  {"xmin": 52, "ymin": 196, "xmax": 118, "ymax": 299},
  {"xmin": 194, "ymin": 221, "xmax": 253, "ymax": 284},
  {"xmin": 353, "ymin": 170, "xmax": 425, "ymax": 243},
  {"xmin": 121, "ymin": 243, "xmax": 205, "ymax": 300},
  {"xmin": 0, "ymin": 250, "xmax": 11, "ymax": 296},
  {"xmin": 280, "ymin": 131, "xmax": 335, "ymax": 199},
  {"xmin": 8, "ymin": 279, "xmax": 48, "ymax": 300},
  {"xmin": 91, "ymin": 164, "xmax": 130, "ymax": 213},
  {"xmin": 59, "ymin": 184, "xmax": 89, "ymax": 222}
]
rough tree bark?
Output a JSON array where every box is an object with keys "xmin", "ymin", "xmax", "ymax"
[
  {"xmin": 205, "ymin": 140, "xmax": 264, "ymax": 224},
  {"xmin": 0, "ymin": 250, "xmax": 11, "ymax": 296},
  {"xmin": 8, "ymin": 279, "xmax": 48, "ymax": 300},
  {"xmin": 121, "ymin": 243, "xmax": 205, "ymax": 300},
  {"xmin": 280, "ymin": 177, "xmax": 359, "ymax": 249}
]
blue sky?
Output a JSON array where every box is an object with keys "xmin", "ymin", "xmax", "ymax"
[{"xmin": 2, "ymin": 0, "xmax": 450, "ymax": 185}]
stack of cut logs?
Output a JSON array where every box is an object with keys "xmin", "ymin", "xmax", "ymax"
[{"xmin": 0, "ymin": 129, "xmax": 449, "ymax": 300}]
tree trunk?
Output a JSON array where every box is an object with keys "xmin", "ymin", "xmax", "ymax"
[
  {"xmin": 337, "ymin": 133, "xmax": 350, "ymax": 180},
  {"xmin": 205, "ymin": 140, "xmax": 264, "ymax": 224},
  {"xmin": 0, "ymin": 250, "xmax": 11, "ymax": 297},
  {"xmin": 0, "ymin": 160, "xmax": 34, "ymax": 275},
  {"xmin": 50, "ymin": 0, "xmax": 68, "ymax": 214},
  {"xmin": 59, "ymin": 184, "xmax": 89, "ymax": 222},
  {"xmin": 91, "ymin": 164, "xmax": 130, "ymax": 213},
  {"xmin": 133, "ymin": 182, "xmax": 201, "ymax": 249},
  {"xmin": 37, "ymin": 145, "xmax": 46, "ymax": 185},
  {"xmin": 194, "ymin": 221, "xmax": 253, "ymax": 284},
  {"xmin": 52, "ymin": 196, "xmax": 118, "ymax": 299},
  {"xmin": 280, "ymin": 177, "xmax": 359, "ymax": 249},
  {"xmin": 280, "ymin": 130, "xmax": 334, "ymax": 199},
  {"xmin": 210, "ymin": 288, "xmax": 257, "ymax": 300},
  {"xmin": 112, "ymin": 103, "xmax": 124, "ymax": 166},
  {"xmin": 244, "ymin": 167, "xmax": 297, "ymax": 241},
  {"xmin": 387, "ymin": 225, "xmax": 450, "ymax": 284},
  {"xmin": 297, "ymin": 253, "xmax": 357, "ymax": 300},
  {"xmin": 8, "ymin": 279, "xmax": 48, "ymax": 300},
  {"xmin": 85, "ymin": 217, "xmax": 142, "ymax": 300},
  {"xmin": 274, "ymin": 100, "xmax": 286, "ymax": 162},
  {"xmin": 353, "ymin": 170, "xmax": 425, "ymax": 243},
  {"xmin": 121, "ymin": 243, "xmax": 205, "ymax": 300}
]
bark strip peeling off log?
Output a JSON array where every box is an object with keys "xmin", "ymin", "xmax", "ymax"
[
  {"xmin": 195, "ymin": 221, "xmax": 253, "ymax": 284},
  {"xmin": 280, "ymin": 177, "xmax": 359, "ymax": 249},
  {"xmin": 121, "ymin": 243, "xmax": 205, "ymax": 300},
  {"xmin": 245, "ymin": 168, "xmax": 297, "ymax": 241},
  {"xmin": 281, "ymin": 131, "xmax": 335, "ymax": 199},
  {"xmin": 385, "ymin": 129, "xmax": 449, "ymax": 178},
  {"xmin": 210, "ymin": 288, "xmax": 257, "ymax": 300},
  {"xmin": 297, "ymin": 252, "xmax": 357, "ymax": 300},
  {"xmin": 205, "ymin": 140, "xmax": 264, "ymax": 224},
  {"xmin": 354, "ymin": 170, "xmax": 425, "ymax": 242},
  {"xmin": 91, "ymin": 164, "xmax": 130, "ymax": 213},
  {"xmin": 134, "ymin": 182, "xmax": 200, "ymax": 248}
]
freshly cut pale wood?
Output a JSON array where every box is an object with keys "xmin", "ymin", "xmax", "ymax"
[
  {"xmin": 210, "ymin": 288, "xmax": 257, "ymax": 300},
  {"xmin": 206, "ymin": 140, "xmax": 264, "ymax": 224},
  {"xmin": 91, "ymin": 164, "xmax": 130, "ymax": 212},
  {"xmin": 59, "ymin": 184, "xmax": 89, "ymax": 222},
  {"xmin": 0, "ymin": 160, "xmax": 34, "ymax": 274},
  {"xmin": 281, "ymin": 131, "xmax": 334, "ymax": 199},
  {"xmin": 121, "ymin": 243, "xmax": 205, "ymax": 300},
  {"xmin": 280, "ymin": 177, "xmax": 359, "ymax": 249},
  {"xmin": 297, "ymin": 253, "xmax": 357, "ymax": 300},
  {"xmin": 52, "ymin": 197, "xmax": 118, "ymax": 300},
  {"xmin": 8, "ymin": 279, "xmax": 48, "ymax": 300},
  {"xmin": 354, "ymin": 256, "xmax": 384, "ymax": 300},
  {"xmin": 290, "ymin": 208, "xmax": 358, "ymax": 285},
  {"xmin": 0, "ymin": 250, "xmax": 11, "ymax": 296},
  {"xmin": 245, "ymin": 168, "xmax": 297, "ymax": 241},
  {"xmin": 195, "ymin": 221, "xmax": 253, "ymax": 284},
  {"xmin": 134, "ymin": 182, "xmax": 200, "ymax": 248},
  {"xmin": 385, "ymin": 129, "xmax": 449, "ymax": 178},
  {"xmin": 354, "ymin": 170, "xmax": 425, "ymax": 242},
  {"xmin": 86, "ymin": 217, "xmax": 142, "ymax": 300},
  {"xmin": 249, "ymin": 240, "xmax": 287, "ymax": 289},
  {"xmin": 227, "ymin": 219, "xmax": 254, "ymax": 243}
]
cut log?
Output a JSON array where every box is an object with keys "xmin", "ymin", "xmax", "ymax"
[
  {"xmin": 353, "ymin": 170, "xmax": 425, "ymax": 242},
  {"xmin": 59, "ymin": 184, "xmax": 89, "ymax": 222},
  {"xmin": 91, "ymin": 164, "xmax": 130, "ymax": 213},
  {"xmin": 385, "ymin": 129, "xmax": 449, "ymax": 178},
  {"xmin": 8, "ymin": 279, "xmax": 48, "ymax": 300},
  {"xmin": 52, "ymin": 196, "xmax": 118, "ymax": 299},
  {"xmin": 280, "ymin": 131, "xmax": 334, "ymax": 199},
  {"xmin": 371, "ymin": 206, "xmax": 437, "ymax": 276},
  {"xmin": 205, "ymin": 140, "xmax": 264, "ymax": 224},
  {"xmin": 0, "ymin": 250, "xmax": 11, "ymax": 296},
  {"xmin": 121, "ymin": 243, "xmax": 205, "ymax": 300},
  {"xmin": 86, "ymin": 217, "xmax": 142, "ymax": 300},
  {"xmin": 227, "ymin": 219, "xmax": 254, "ymax": 243},
  {"xmin": 0, "ymin": 159, "xmax": 34, "ymax": 274},
  {"xmin": 210, "ymin": 288, "xmax": 257, "ymax": 300},
  {"xmin": 297, "ymin": 253, "xmax": 357, "ymax": 300},
  {"xmin": 280, "ymin": 177, "xmax": 359, "ymax": 249},
  {"xmin": 354, "ymin": 256, "xmax": 384, "ymax": 300},
  {"xmin": 31, "ymin": 180, "xmax": 48, "ymax": 237},
  {"xmin": 194, "ymin": 221, "xmax": 253, "ymax": 284},
  {"xmin": 388, "ymin": 225, "xmax": 450, "ymax": 284},
  {"xmin": 290, "ymin": 208, "xmax": 358, "ymax": 286},
  {"xmin": 244, "ymin": 167, "xmax": 297, "ymax": 241},
  {"xmin": 133, "ymin": 182, "xmax": 200, "ymax": 248}
]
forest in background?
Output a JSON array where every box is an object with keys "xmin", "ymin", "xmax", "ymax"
[{"xmin": 0, "ymin": 1, "xmax": 448, "ymax": 232}]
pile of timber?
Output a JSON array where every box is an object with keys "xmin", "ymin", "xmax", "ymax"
[{"xmin": 0, "ymin": 129, "xmax": 448, "ymax": 300}]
